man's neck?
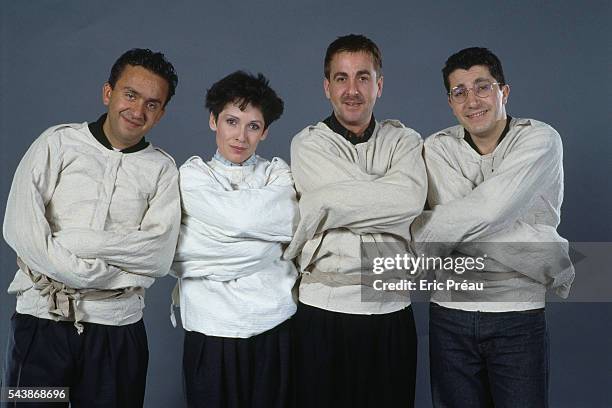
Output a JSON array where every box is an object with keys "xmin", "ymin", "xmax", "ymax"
[
  {"xmin": 466, "ymin": 117, "xmax": 510, "ymax": 155},
  {"xmin": 102, "ymin": 119, "xmax": 130, "ymax": 150},
  {"xmin": 323, "ymin": 113, "xmax": 376, "ymax": 145},
  {"xmin": 471, "ymin": 135, "xmax": 499, "ymax": 156},
  {"xmin": 344, "ymin": 122, "xmax": 369, "ymax": 137},
  {"xmin": 89, "ymin": 114, "xmax": 148, "ymax": 153}
]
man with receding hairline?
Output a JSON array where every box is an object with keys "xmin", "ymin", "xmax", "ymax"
[{"xmin": 285, "ymin": 34, "xmax": 427, "ymax": 408}]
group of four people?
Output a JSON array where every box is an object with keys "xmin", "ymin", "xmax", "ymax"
[{"xmin": 2, "ymin": 34, "xmax": 573, "ymax": 408}]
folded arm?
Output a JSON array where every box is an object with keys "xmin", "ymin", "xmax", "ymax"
[
  {"xmin": 411, "ymin": 126, "xmax": 572, "ymax": 290},
  {"xmin": 414, "ymin": 127, "xmax": 563, "ymax": 245},
  {"xmin": 3, "ymin": 132, "xmax": 125, "ymax": 289},
  {"xmin": 172, "ymin": 236, "xmax": 282, "ymax": 280},
  {"xmin": 181, "ymin": 186, "xmax": 297, "ymax": 242},
  {"xmin": 172, "ymin": 158, "xmax": 298, "ymax": 280},
  {"xmin": 54, "ymin": 168, "xmax": 181, "ymax": 278},
  {"xmin": 178, "ymin": 160, "xmax": 298, "ymax": 242},
  {"xmin": 295, "ymin": 135, "xmax": 426, "ymax": 236},
  {"xmin": 286, "ymin": 127, "xmax": 427, "ymax": 258}
]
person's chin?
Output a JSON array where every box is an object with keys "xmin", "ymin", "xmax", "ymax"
[
  {"xmin": 118, "ymin": 121, "xmax": 144, "ymax": 137},
  {"xmin": 339, "ymin": 112, "xmax": 366, "ymax": 126},
  {"xmin": 466, "ymin": 123, "xmax": 492, "ymax": 138},
  {"xmin": 462, "ymin": 110, "xmax": 493, "ymax": 130},
  {"xmin": 341, "ymin": 105, "xmax": 363, "ymax": 116},
  {"xmin": 225, "ymin": 152, "xmax": 245, "ymax": 164}
]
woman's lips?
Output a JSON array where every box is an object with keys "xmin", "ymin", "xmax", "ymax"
[{"xmin": 230, "ymin": 145, "xmax": 247, "ymax": 153}]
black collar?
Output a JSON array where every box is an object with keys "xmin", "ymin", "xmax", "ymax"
[
  {"xmin": 464, "ymin": 116, "xmax": 512, "ymax": 155},
  {"xmin": 323, "ymin": 112, "xmax": 376, "ymax": 145},
  {"xmin": 88, "ymin": 114, "xmax": 149, "ymax": 153}
]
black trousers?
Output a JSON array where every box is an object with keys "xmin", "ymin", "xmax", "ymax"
[
  {"xmin": 2, "ymin": 313, "xmax": 148, "ymax": 408},
  {"xmin": 292, "ymin": 303, "xmax": 418, "ymax": 408},
  {"xmin": 183, "ymin": 319, "xmax": 292, "ymax": 408}
]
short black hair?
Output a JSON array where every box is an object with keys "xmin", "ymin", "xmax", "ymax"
[
  {"xmin": 324, "ymin": 34, "xmax": 382, "ymax": 79},
  {"xmin": 442, "ymin": 47, "xmax": 506, "ymax": 92},
  {"xmin": 205, "ymin": 71, "xmax": 284, "ymax": 130},
  {"xmin": 108, "ymin": 48, "xmax": 178, "ymax": 106}
]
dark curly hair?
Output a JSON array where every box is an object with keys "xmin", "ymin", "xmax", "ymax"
[
  {"xmin": 442, "ymin": 47, "xmax": 506, "ymax": 92},
  {"xmin": 324, "ymin": 34, "xmax": 382, "ymax": 79},
  {"xmin": 108, "ymin": 48, "xmax": 178, "ymax": 107},
  {"xmin": 205, "ymin": 71, "xmax": 284, "ymax": 129}
]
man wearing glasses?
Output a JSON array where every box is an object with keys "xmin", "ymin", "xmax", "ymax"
[{"xmin": 412, "ymin": 47, "xmax": 573, "ymax": 407}]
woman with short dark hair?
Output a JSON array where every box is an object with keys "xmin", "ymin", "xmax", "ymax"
[{"xmin": 171, "ymin": 71, "xmax": 297, "ymax": 408}]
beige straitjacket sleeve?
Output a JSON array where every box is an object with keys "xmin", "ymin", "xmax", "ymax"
[
  {"xmin": 285, "ymin": 123, "xmax": 427, "ymax": 259},
  {"xmin": 172, "ymin": 158, "xmax": 298, "ymax": 281},
  {"xmin": 412, "ymin": 124, "xmax": 573, "ymax": 296},
  {"xmin": 178, "ymin": 159, "xmax": 297, "ymax": 242},
  {"xmin": 3, "ymin": 131, "xmax": 126, "ymax": 289},
  {"xmin": 53, "ymin": 166, "xmax": 181, "ymax": 279},
  {"xmin": 412, "ymin": 125, "xmax": 563, "ymax": 245}
]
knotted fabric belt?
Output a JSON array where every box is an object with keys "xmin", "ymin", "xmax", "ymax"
[{"xmin": 17, "ymin": 258, "xmax": 144, "ymax": 334}]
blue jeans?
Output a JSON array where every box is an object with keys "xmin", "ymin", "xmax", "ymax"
[{"xmin": 429, "ymin": 303, "xmax": 549, "ymax": 408}]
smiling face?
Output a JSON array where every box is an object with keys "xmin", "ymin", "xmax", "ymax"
[
  {"xmin": 448, "ymin": 65, "xmax": 509, "ymax": 142},
  {"xmin": 324, "ymin": 51, "xmax": 383, "ymax": 135},
  {"xmin": 211, "ymin": 101, "xmax": 268, "ymax": 164},
  {"xmin": 102, "ymin": 64, "xmax": 168, "ymax": 149}
]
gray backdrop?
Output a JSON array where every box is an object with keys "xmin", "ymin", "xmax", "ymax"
[{"xmin": 1, "ymin": 1, "xmax": 610, "ymax": 407}]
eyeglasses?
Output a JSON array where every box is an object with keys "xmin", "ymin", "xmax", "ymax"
[{"xmin": 448, "ymin": 81, "xmax": 502, "ymax": 104}]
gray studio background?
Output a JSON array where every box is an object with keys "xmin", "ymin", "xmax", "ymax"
[{"xmin": 1, "ymin": 1, "xmax": 610, "ymax": 407}]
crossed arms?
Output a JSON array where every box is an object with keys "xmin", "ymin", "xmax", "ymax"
[
  {"xmin": 172, "ymin": 158, "xmax": 298, "ymax": 281},
  {"xmin": 3, "ymin": 131, "xmax": 180, "ymax": 290},
  {"xmin": 284, "ymin": 123, "xmax": 427, "ymax": 260},
  {"xmin": 411, "ymin": 122, "xmax": 573, "ymax": 294}
]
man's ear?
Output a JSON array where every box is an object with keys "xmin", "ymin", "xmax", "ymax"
[
  {"xmin": 501, "ymin": 84, "xmax": 510, "ymax": 105},
  {"xmin": 323, "ymin": 77, "xmax": 331, "ymax": 100},
  {"xmin": 102, "ymin": 83, "xmax": 112, "ymax": 106},
  {"xmin": 376, "ymin": 75, "xmax": 384, "ymax": 98}
]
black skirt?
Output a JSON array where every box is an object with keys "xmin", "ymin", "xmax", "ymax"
[
  {"xmin": 292, "ymin": 303, "xmax": 417, "ymax": 408},
  {"xmin": 183, "ymin": 318, "xmax": 292, "ymax": 408}
]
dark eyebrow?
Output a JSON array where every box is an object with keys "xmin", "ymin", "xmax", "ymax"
[
  {"xmin": 332, "ymin": 72, "xmax": 348, "ymax": 79},
  {"xmin": 356, "ymin": 70, "xmax": 372, "ymax": 77},
  {"xmin": 121, "ymin": 86, "xmax": 140, "ymax": 95}
]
